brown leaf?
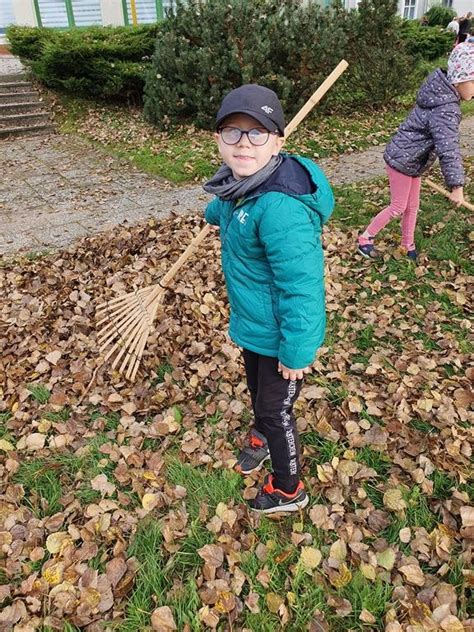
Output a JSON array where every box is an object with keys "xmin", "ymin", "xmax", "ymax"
[
  {"xmin": 197, "ymin": 544, "xmax": 224, "ymax": 568},
  {"xmin": 151, "ymin": 606, "xmax": 177, "ymax": 631}
]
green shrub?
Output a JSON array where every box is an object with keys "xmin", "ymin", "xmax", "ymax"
[
  {"xmin": 401, "ymin": 20, "xmax": 454, "ymax": 60},
  {"xmin": 7, "ymin": 24, "xmax": 160, "ymax": 101},
  {"xmin": 144, "ymin": 0, "xmax": 413, "ymax": 129},
  {"xmin": 424, "ymin": 5, "xmax": 456, "ymax": 27},
  {"xmin": 6, "ymin": 25, "xmax": 54, "ymax": 60}
]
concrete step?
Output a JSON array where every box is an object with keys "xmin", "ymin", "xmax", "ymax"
[
  {"xmin": 0, "ymin": 73, "xmax": 28, "ymax": 83},
  {"xmin": 0, "ymin": 123, "xmax": 55, "ymax": 138},
  {"xmin": 0, "ymin": 111, "xmax": 51, "ymax": 128},
  {"xmin": 0, "ymin": 101, "xmax": 45, "ymax": 115},
  {"xmin": 0, "ymin": 91, "xmax": 41, "ymax": 104},
  {"xmin": 0, "ymin": 81, "xmax": 33, "ymax": 93}
]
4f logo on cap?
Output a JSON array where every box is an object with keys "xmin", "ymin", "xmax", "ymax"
[{"xmin": 261, "ymin": 105, "xmax": 274, "ymax": 114}]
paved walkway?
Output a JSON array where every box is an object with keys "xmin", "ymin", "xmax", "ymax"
[{"xmin": 1, "ymin": 115, "xmax": 473, "ymax": 255}]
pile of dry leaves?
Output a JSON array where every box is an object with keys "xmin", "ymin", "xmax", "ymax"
[{"xmin": 0, "ymin": 208, "xmax": 472, "ymax": 631}]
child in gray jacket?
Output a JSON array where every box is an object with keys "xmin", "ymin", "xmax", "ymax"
[{"xmin": 358, "ymin": 42, "xmax": 473, "ymax": 260}]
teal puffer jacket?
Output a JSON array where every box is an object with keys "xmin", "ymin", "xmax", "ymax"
[{"xmin": 205, "ymin": 155, "xmax": 334, "ymax": 369}]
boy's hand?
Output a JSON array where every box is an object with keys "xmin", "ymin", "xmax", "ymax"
[
  {"xmin": 449, "ymin": 187, "xmax": 464, "ymax": 206},
  {"xmin": 278, "ymin": 362, "xmax": 311, "ymax": 380}
]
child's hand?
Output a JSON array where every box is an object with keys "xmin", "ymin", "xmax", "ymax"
[
  {"xmin": 449, "ymin": 187, "xmax": 464, "ymax": 206},
  {"xmin": 278, "ymin": 362, "xmax": 311, "ymax": 380}
]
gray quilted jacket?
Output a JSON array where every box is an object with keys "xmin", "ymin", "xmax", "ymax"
[{"xmin": 384, "ymin": 69, "xmax": 465, "ymax": 189}]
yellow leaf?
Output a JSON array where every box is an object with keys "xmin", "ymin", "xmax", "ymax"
[
  {"xmin": 376, "ymin": 548, "xmax": 395, "ymax": 570},
  {"xmin": 142, "ymin": 493, "xmax": 159, "ymax": 511},
  {"xmin": 0, "ymin": 439, "xmax": 14, "ymax": 451},
  {"xmin": 329, "ymin": 539, "xmax": 347, "ymax": 562},
  {"xmin": 46, "ymin": 532, "xmax": 71, "ymax": 555},
  {"xmin": 329, "ymin": 563, "xmax": 352, "ymax": 588},
  {"xmin": 383, "ymin": 488, "xmax": 407, "ymax": 512},
  {"xmin": 11, "ymin": 402, "xmax": 19, "ymax": 413},
  {"xmin": 300, "ymin": 546, "xmax": 322, "ymax": 572},
  {"xmin": 266, "ymin": 592, "xmax": 284, "ymax": 614},
  {"xmin": 43, "ymin": 563, "xmax": 64, "ymax": 586},
  {"xmin": 214, "ymin": 591, "xmax": 236, "ymax": 614},
  {"xmin": 360, "ymin": 562, "xmax": 376, "ymax": 580},
  {"xmin": 82, "ymin": 587, "xmax": 101, "ymax": 608}
]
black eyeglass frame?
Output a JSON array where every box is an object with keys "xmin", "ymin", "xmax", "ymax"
[{"xmin": 217, "ymin": 126, "xmax": 278, "ymax": 146}]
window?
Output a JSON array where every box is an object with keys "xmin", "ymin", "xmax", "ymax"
[
  {"xmin": 72, "ymin": 0, "xmax": 101, "ymax": 26},
  {"xmin": 37, "ymin": 0, "xmax": 69, "ymax": 27},
  {"xmin": 442, "ymin": 0, "xmax": 453, "ymax": 7},
  {"xmin": 403, "ymin": 0, "xmax": 417, "ymax": 19},
  {"xmin": 0, "ymin": 0, "xmax": 15, "ymax": 33}
]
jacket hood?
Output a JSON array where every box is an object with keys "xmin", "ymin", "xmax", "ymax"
[
  {"xmin": 416, "ymin": 69, "xmax": 460, "ymax": 109},
  {"xmin": 248, "ymin": 153, "xmax": 332, "ymax": 225}
]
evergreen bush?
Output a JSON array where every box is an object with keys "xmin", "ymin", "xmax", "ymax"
[
  {"xmin": 400, "ymin": 20, "xmax": 454, "ymax": 60},
  {"xmin": 424, "ymin": 5, "xmax": 456, "ymax": 27},
  {"xmin": 7, "ymin": 24, "xmax": 160, "ymax": 101},
  {"xmin": 144, "ymin": 0, "xmax": 413, "ymax": 129},
  {"xmin": 6, "ymin": 25, "xmax": 53, "ymax": 60}
]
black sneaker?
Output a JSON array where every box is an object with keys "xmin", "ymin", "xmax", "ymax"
[
  {"xmin": 407, "ymin": 249, "xmax": 417, "ymax": 261},
  {"xmin": 235, "ymin": 429, "xmax": 270, "ymax": 475},
  {"xmin": 248, "ymin": 474, "xmax": 309, "ymax": 514}
]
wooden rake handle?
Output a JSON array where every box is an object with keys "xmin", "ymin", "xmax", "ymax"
[
  {"xmin": 425, "ymin": 178, "xmax": 474, "ymax": 212},
  {"xmin": 159, "ymin": 60, "xmax": 349, "ymax": 289}
]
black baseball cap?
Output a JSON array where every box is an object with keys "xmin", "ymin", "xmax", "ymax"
[{"xmin": 216, "ymin": 84, "xmax": 286, "ymax": 136}]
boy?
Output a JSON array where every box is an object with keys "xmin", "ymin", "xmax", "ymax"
[{"xmin": 203, "ymin": 85, "xmax": 334, "ymax": 513}]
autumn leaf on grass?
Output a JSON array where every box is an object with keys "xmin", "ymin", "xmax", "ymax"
[
  {"xmin": 327, "ymin": 595, "xmax": 352, "ymax": 616},
  {"xmin": 198, "ymin": 605, "xmax": 220, "ymax": 629},
  {"xmin": 197, "ymin": 544, "xmax": 224, "ymax": 568},
  {"xmin": 398, "ymin": 563, "xmax": 425, "ymax": 586},
  {"xmin": 142, "ymin": 493, "xmax": 160, "ymax": 512},
  {"xmin": 460, "ymin": 506, "xmax": 474, "ymax": 539},
  {"xmin": 0, "ymin": 439, "xmax": 14, "ymax": 451},
  {"xmin": 328, "ymin": 563, "xmax": 352, "ymax": 588},
  {"xmin": 329, "ymin": 539, "xmax": 347, "ymax": 564},
  {"xmin": 215, "ymin": 502, "xmax": 237, "ymax": 528},
  {"xmin": 383, "ymin": 488, "xmax": 407, "ymax": 513},
  {"xmin": 151, "ymin": 606, "xmax": 177, "ymax": 631},
  {"xmin": 266, "ymin": 592, "xmax": 284, "ymax": 614},
  {"xmin": 90, "ymin": 474, "xmax": 116, "ymax": 497},
  {"xmin": 359, "ymin": 609, "xmax": 376, "ymax": 624},
  {"xmin": 299, "ymin": 547, "xmax": 322, "ymax": 573},
  {"xmin": 376, "ymin": 548, "xmax": 396, "ymax": 571},
  {"xmin": 214, "ymin": 591, "xmax": 236, "ymax": 614}
]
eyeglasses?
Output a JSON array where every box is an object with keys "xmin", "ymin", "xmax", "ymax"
[{"xmin": 218, "ymin": 126, "xmax": 277, "ymax": 146}]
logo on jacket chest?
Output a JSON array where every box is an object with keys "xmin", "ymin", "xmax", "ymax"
[{"xmin": 235, "ymin": 209, "xmax": 249, "ymax": 225}]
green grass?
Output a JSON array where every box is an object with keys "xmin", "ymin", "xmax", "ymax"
[
  {"xmin": 301, "ymin": 433, "xmax": 345, "ymax": 463},
  {"xmin": 431, "ymin": 470, "xmax": 456, "ymax": 500},
  {"xmin": 165, "ymin": 458, "xmax": 242, "ymax": 520},
  {"xmin": 355, "ymin": 446, "xmax": 392, "ymax": 479},
  {"xmin": 14, "ymin": 459, "xmax": 65, "ymax": 517},
  {"xmin": 27, "ymin": 383, "xmax": 51, "ymax": 404},
  {"xmin": 117, "ymin": 519, "xmax": 167, "ymax": 631},
  {"xmin": 151, "ymin": 360, "xmax": 174, "ymax": 385},
  {"xmin": 52, "ymin": 82, "xmax": 474, "ymax": 186}
]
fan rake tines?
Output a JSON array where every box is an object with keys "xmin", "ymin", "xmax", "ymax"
[{"xmin": 96, "ymin": 283, "xmax": 163, "ymax": 381}]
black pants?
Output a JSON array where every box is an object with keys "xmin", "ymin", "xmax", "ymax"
[{"xmin": 243, "ymin": 349, "xmax": 303, "ymax": 493}]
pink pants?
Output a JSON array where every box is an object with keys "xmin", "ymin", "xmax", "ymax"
[{"xmin": 360, "ymin": 165, "xmax": 421, "ymax": 250}]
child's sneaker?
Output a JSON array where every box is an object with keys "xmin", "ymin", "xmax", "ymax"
[
  {"xmin": 407, "ymin": 249, "xmax": 417, "ymax": 261},
  {"xmin": 248, "ymin": 474, "xmax": 309, "ymax": 514},
  {"xmin": 357, "ymin": 238, "xmax": 380, "ymax": 259},
  {"xmin": 235, "ymin": 429, "xmax": 270, "ymax": 475}
]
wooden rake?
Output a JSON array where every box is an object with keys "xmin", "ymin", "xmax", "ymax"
[
  {"xmin": 425, "ymin": 178, "xmax": 474, "ymax": 212},
  {"xmin": 96, "ymin": 60, "xmax": 349, "ymax": 381}
]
